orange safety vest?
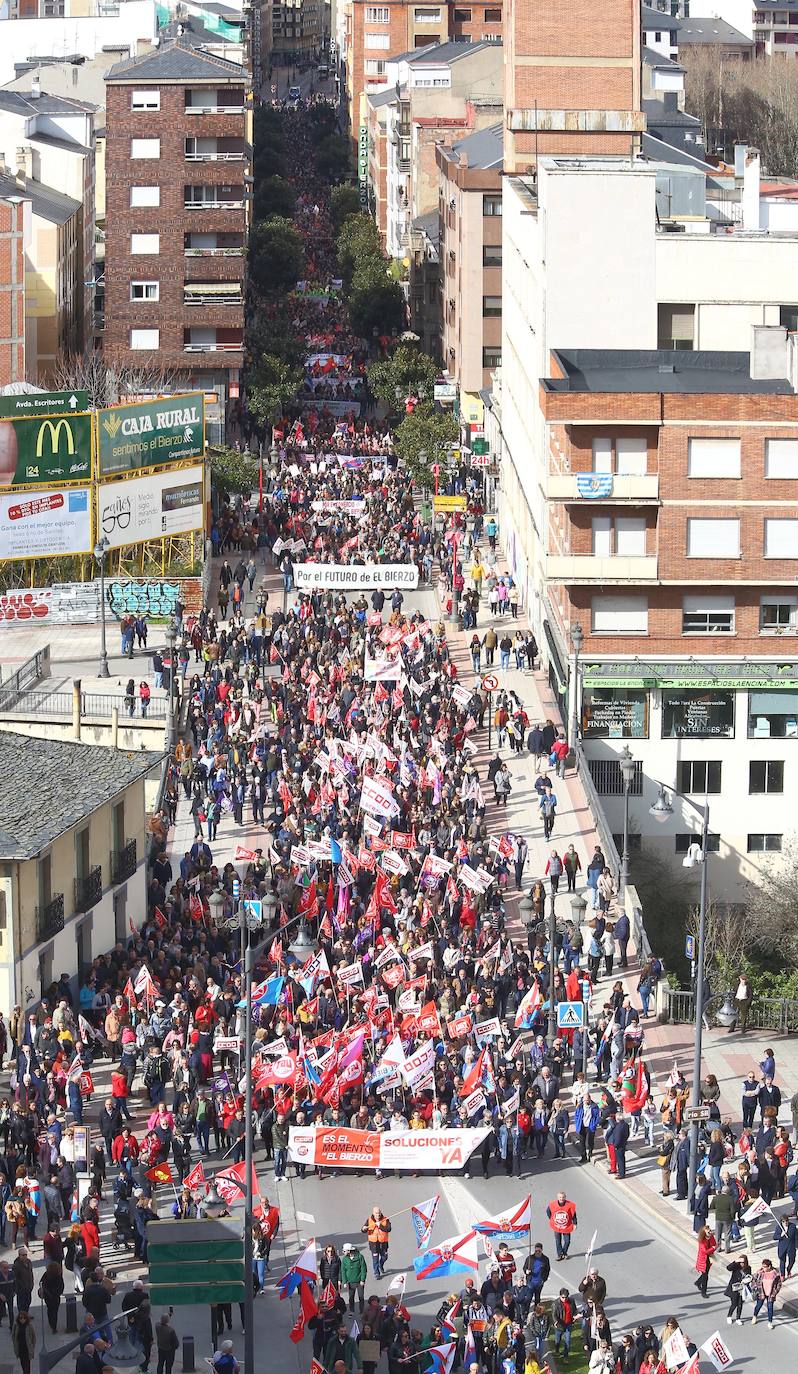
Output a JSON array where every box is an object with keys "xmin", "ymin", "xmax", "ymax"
[{"xmin": 365, "ymin": 1214, "xmax": 391, "ymax": 1245}]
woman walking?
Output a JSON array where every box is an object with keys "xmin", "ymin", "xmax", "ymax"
[
  {"xmin": 12, "ymin": 1310, "xmax": 36, "ymax": 1374},
  {"xmin": 752, "ymin": 1258, "xmax": 782, "ymax": 1327},
  {"xmin": 694, "ymin": 1225, "xmax": 717, "ymax": 1297},
  {"xmin": 724, "ymin": 1255, "xmax": 752, "ymax": 1325}
]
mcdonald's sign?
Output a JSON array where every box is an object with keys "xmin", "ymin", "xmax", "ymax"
[{"xmin": 0, "ymin": 412, "xmax": 92, "ymax": 488}]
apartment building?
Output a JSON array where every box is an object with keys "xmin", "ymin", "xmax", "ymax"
[
  {"xmin": 408, "ymin": 208, "xmax": 439, "ymax": 357},
  {"xmin": 272, "ymin": 0, "xmax": 328, "ymax": 58},
  {"xmin": 104, "ymin": 38, "xmax": 250, "ymax": 422},
  {"xmin": 365, "ymin": 39, "xmax": 501, "ymax": 257},
  {"xmin": 437, "ymin": 120, "xmax": 501, "ymax": 400},
  {"xmin": 0, "ymin": 0, "xmax": 158, "ymax": 86},
  {"xmin": 536, "ymin": 334, "xmax": 798, "ymax": 901},
  {"xmin": 0, "ymin": 191, "xmax": 25, "ymax": 384},
  {"xmin": 345, "ymin": 1, "xmax": 502, "ymax": 144}
]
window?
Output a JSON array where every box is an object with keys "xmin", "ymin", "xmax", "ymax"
[
  {"xmin": 675, "ymin": 833, "xmax": 721, "ymax": 854},
  {"xmin": 454, "ymin": 6, "xmax": 472, "ymax": 15},
  {"xmin": 749, "ymin": 760, "xmax": 784, "ymax": 793},
  {"xmin": 482, "ymin": 346, "xmax": 502, "ymax": 368},
  {"xmin": 582, "ymin": 688, "xmax": 649, "ymax": 738},
  {"xmin": 588, "ymin": 758, "xmax": 644, "ymax": 795},
  {"xmin": 662, "ymin": 691, "xmax": 735, "ymax": 738},
  {"xmin": 130, "ymin": 281, "xmax": 159, "ymax": 301},
  {"xmin": 130, "ymin": 328, "xmax": 159, "ymax": 349},
  {"xmin": 365, "ymin": 32, "xmax": 390, "ymax": 46},
  {"xmin": 682, "ymin": 594, "xmax": 735, "ymax": 635},
  {"xmin": 484, "ymin": 6, "xmax": 502, "ymax": 17},
  {"xmin": 760, "ymin": 595, "xmax": 797, "ymax": 632},
  {"xmin": 130, "ymin": 138, "xmax": 160, "ymax": 159},
  {"xmin": 365, "ymin": 5, "xmax": 389, "ymax": 20},
  {"xmin": 591, "ymin": 516, "xmax": 645, "ymax": 556},
  {"xmin": 687, "ymin": 518, "xmax": 739, "ymax": 558},
  {"xmin": 765, "ymin": 438, "xmax": 798, "ymax": 478},
  {"xmin": 483, "ymin": 195, "xmax": 502, "ymax": 216},
  {"xmin": 130, "ymin": 185, "xmax": 160, "ymax": 207},
  {"xmin": 590, "ymin": 435, "xmax": 647, "ymax": 475},
  {"xmin": 365, "ymin": 59, "xmax": 386, "ymax": 74},
  {"xmin": 483, "ymin": 295, "xmax": 502, "ymax": 316},
  {"xmin": 747, "ymin": 834, "xmax": 783, "ymax": 852},
  {"xmin": 657, "ymin": 302, "xmax": 694, "ymax": 349},
  {"xmin": 131, "ymin": 233, "xmax": 159, "ymax": 254},
  {"xmin": 677, "ymin": 760, "xmax": 722, "ymax": 793},
  {"xmin": 131, "ymin": 89, "xmax": 160, "ymax": 110},
  {"xmin": 779, "ymin": 304, "xmax": 798, "ymax": 332},
  {"xmin": 765, "ymin": 518, "xmax": 798, "ymax": 558},
  {"xmin": 414, "ymin": 5, "xmax": 441, "ymax": 18},
  {"xmin": 687, "ymin": 437, "xmax": 741, "ymax": 479},
  {"xmin": 483, "ymin": 243, "xmax": 502, "ymax": 265},
  {"xmin": 591, "ymin": 594, "xmax": 648, "ymax": 633},
  {"xmin": 748, "ymin": 691, "xmax": 798, "ymax": 738}
]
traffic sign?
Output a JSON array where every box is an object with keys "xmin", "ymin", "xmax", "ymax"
[
  {"xmin": 431, "ymin": 463, "xmax": 441, "ymax": 476},
  {"xmin": 0, "ymin": 389, "xmax": 87, "ymax": 417},
  {"xmin": 685, "ymin": 1105, "xmax": 711, "ymax": 1123},
  {"xmin": 433, "ymin": 494, "xmax": 467, "ymax": 512},
  {"xmin": 481, "ymin": 672, "xmax": 499, "ymax": 693},
  {"xmin": 242, "ymin": 898, "xmax": 262, "ymax": 925},
  {"xmin": 557, "ymin": 1001, "xmax": 586, "ymax": 1030},
  {"xmin": 685, "ymin": 934, "xmax": 695, "ymax": 961},
  {"xmin": 148, "ymin": 1217, "xmax": 245, "ymax": 1305}
]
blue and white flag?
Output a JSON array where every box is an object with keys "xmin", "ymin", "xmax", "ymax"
[
  {"xmin": 411, "ymin": 1193, "xmax": 440, "ymax": 1250},
  {"xmin": 576, "ymin": 473, "xmax": 613, "ymax": 499}
]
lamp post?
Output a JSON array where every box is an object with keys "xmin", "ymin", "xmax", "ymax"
[
  {"xmin": 547, "ymin": 883, "xmax": 557, "ymax": 1044},
  {"xmin": 448, "ymin": 527, "xmax": 462, "ymax": 624},
  {"xmin": 618, "ymin": 745, "xmax": 636, "ymax": 905},
  {"xmin": 164, "ymin": 618, "xmax": 177, "ymax": 752},
  {"xmin": 569, "ymin": 891, "xmax": 588, "ymax": 1071},
  {"xmin": 568, "ymin": 620, "xmax": 584, "ymax": 748},
  {"xmin": 649, "ymin": 783, "xmax": 710, "ymax": 1209},
  {"xmin": 93, "ymin": 536, "xmax": 110, "ymax": 678}
]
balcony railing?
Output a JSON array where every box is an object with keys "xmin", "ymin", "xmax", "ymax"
[
  {"xmin": 112, "ymin": 839, "xmax": 138, "ymax": 886},
  {"xmin": 184, "ymin": 293, "xmax": 243, "ymax": 307},
  {"xmin": 546, "ymin": 553, "xmax": 659, "ymax": 582},
  {"xmin": 185, "ymin": 105, "xmax": 245, "ymax": 116},
  {"xmin": 184, "ymin": 246, "xmax": 244, "ymax": 257},
  {"xmin": 74, "ymin": 865, "xmax": 103, "ymax": 914},
  {"xmin": 184, "ymin": 341, "xmax": 243, "ymax": 353},
  {"xmin": 184, "ymin": 200, "xmax": 245, "ymax": 210},
  {"xmin": 36, "ymin": 893, "xmax": 65, "ymax": 941},
  {"xmin": 185, "ymin": 151, "xmax": 246, "ymax": 161},
  {"xmin": 547, "ymin": 473, "xmax": 660, "ymax": 502}
]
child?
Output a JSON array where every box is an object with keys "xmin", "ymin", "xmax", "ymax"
[{"xmin": 553, "ymin": 1100, "xmax": 569, "ymax": 1158}]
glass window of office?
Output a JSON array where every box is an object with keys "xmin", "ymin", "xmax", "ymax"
[
  {"xmin": 582, "ymin": 687, "xmax": 649, "ymax": 738},
  {"xmin": 662, "ymin": 690, "xmax": 735, "ymax": 738},
  {"xmin": 748, "ymin": 691, "xmax": 798, "ymax": 738}
]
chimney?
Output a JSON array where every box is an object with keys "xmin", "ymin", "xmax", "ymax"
[
  {"xmin": 743, "ymin": 147, "xmax": 761, "ymax": 231},
  {"xmin": 30, "ymin": 73, "xmax": 40, "ymax": 100}
]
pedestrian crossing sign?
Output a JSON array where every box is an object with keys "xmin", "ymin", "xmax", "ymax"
[{"xmin": 557, "ymin": 1001, "xmax": 585, "ymax": 1029}]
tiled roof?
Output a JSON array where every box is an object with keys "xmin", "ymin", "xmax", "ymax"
[{"xmin": 106, "ymin": 36, "xmax": 245, "ymax": 83}]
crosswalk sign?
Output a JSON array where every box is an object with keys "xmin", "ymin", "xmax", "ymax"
[{"xmin": 557, "ymin": 1001, "xmax": 585, "ymax": 1030}]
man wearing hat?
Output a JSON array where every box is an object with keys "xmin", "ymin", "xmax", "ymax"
[{"xmin": 340, "ymin": 1242, "xmax": 367, "ymax": 1312}]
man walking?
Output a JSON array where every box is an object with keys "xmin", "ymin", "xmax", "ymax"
[
  {"xmin": 546, "ymin": 1192, "xmax": 578, "ymax": 1260},
  {"xmin": 156, "ymin": 1313, "xmax": 180, "ymax": 1374},
  {"xmin": 513, "ymin": 835, "xmax": 529, "ymax": 890}
]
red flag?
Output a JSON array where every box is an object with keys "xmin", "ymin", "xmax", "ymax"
[
  {"xmin": 289, "ymin": 1279, "xmax": 319, "ymax": 1343},
  {"xmin": 189, "ymin": 893, "xmax": 204, "ymax": 923},
  {"xmin": 269, "ymin": 936, "xmax": 284, "ymax": 967},
  {"xmin": 374, "ymin": 868, "xmax": 397, "ymax": 914},
  {"xmin": 460, "ymin": 1049, "xmax": 485, "ymax": 1098},
  {"xmin": 320, "ymin": 1280, "xmax": 338, "ymax": 1308},
  {"xmin": 319, "ymin": 912, "xmax": 334, "ymax": 941},
  {"xmin": 270, "ymin": 644, "xmax": 281, "ymax": 664},
  {"xmin": 325, "ymin": 875, "xmax": 334, "ymax": 912},
  {"xmin": 183, "ymin": 1161, "xmax": 206, "ymax": 1192},
  {"xmin": 417, "ymin": 1000, "xmax": 442, "ymax": 1038},
  {"xmin": 146, "ymin": 1162, "xmax": 174, "ymax": 1185},
  {"xmin": 128, "ymin": 916, "xmax": 137, "ymax": 935},
  {"xmin": 215, "ymin": 1161, "xmax": 260, "ymax": 1204},
  {"xmin": 153, "ymin": 906, "xmax": 167, "ymax": 930},
  {"xmin": 298, "ymin": 879, "xmax": 317, "ymax": 917},
  {"xmin": 123, "ymin": 977, "xmax": 137, "ymax": 1007}
]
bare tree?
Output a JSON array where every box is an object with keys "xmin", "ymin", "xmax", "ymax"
[
  {"xmin": 744, "ymin": 832, "xmax": 798, "ymax": 965},
  {"xmin": 682, "ymin": 49, "xmax": 798, "ymax": 175},
  {"xmin": 686, "ymin": 900, "xmax": 748, "ymax": 992},
  {"xmin": 49, "ymin": 351, "xmax": 181, "ymax": 410}
]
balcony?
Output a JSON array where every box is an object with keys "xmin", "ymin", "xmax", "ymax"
[
  {"xmin": 184, "ymin": 188, "xmax": 245, "ymax": 210},
  {"xmin": 184, "ymin": 232, "xmax": 245, "ymax": 258},
  {"xmin": 546, "ymin": 554, "xmax": 659, "ymax": 582},
  {"xmin": 74, "ymin": 865, "xmax": 103, "ymax": 914},
  {"xmin": 111, "ymin": 839, "xmax": 138, "ymax": 886},
  {"xmin": 547, "ymin": 473, "xmax": 660, "ymax": 503},
  {"xmin": 36, "ymin": 893, "xmax": 65, "ymax": 941},
  {"xmin": 184, "ymin": 329, "xmax": 243, "ymax": 353},
  {"xmin": 184, "ymin": 284, "xmax": 244, "ymax": 307},
  {"xmin": 185, "ymin": 138, "xmax": 249, "ymax": 162},
  {"xmin": 185, "ymin": 91, "xmax": 246, "ymax": 116}
]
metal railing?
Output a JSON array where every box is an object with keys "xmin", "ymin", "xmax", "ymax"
[
  {"xmin": 184, "ymin": 247, "xmax": 244, "ymax": 257},
  {"xmin": 36, "ymin": 893, "xmax": 65, "ymax": 941},
  {"xmin": 112, "ymin": 839, "xmax": 138, "ymax": 886},
  {"xmin": 0, "ymin": 647, "xmax": 51, "ymax": 710},
  {"xmin": 74, "ymin": 866, "xmax": 103, "ymax": 914},
  {"xmin": 573, "ymin": 741, "xmax": 623, "ymax": 884},
  {"xmin": 588, "ymin": 757, "xmax": 644, "ymax": 797},
  {"xmin": 0, "ymin": 689, "xmax": 167, "ymax": 720},
  {"xmin": 665, "ymin": 988, "xmax": 798, "ymax": 1033}
]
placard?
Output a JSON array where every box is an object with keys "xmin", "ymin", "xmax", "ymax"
[{"xmin": 294, "ymin": 562, "xmax": 419, "ymax": 591}]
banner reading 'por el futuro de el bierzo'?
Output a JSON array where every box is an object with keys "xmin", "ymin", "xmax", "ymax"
[
  {"xmin": 293, "ymin": 563, "xmax": 419, "ymax": 592},
  {"xmin": 287, "ymin": 1126, "xmax": 490, "ymax": 1171}
]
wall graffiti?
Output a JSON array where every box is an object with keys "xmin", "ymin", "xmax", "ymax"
[{"xmin": 107, "ymin": 579, "xmax": 180, "ymax": 620}]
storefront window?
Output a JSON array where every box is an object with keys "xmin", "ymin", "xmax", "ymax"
[
  {"xmin": 661, "ymin": 690, "xmax": 735, "ymax": 738},
  {"xmin": 748, "ymin": 691, "xmax": 798, "ymax": 739},
  {"xmin": 582, "ymin": 688, "xmax": 649, "ymax": 738}
]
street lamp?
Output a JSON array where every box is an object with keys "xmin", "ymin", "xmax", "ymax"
[
  {"xmin": 207, "ymin": 890, "xmax": 225, "ymax": 927},
  {"xmin": 201, "ymin": 1180, "xmax": 229, "ymax": 1219},
  {"xmin": 569, "ymin": 620, "xmax": 584, "ymax": 748},
  {"xmin": 618, "ymin": 745, "xmax": 636, "ymax": 904},
  {"xmin": 164, "ymin": 618, "xmax": 177, "ymax": 751},
  {"xmin": 93, "ymin": 536, "xmax": 110, "ymax": 678},
  {"xmin": 569, "ymin": 891, "xmax": 589, "ymax": 1074},
  {"xmin": 649, "ymin": 781, "xmax": 710, "ymax": 1209}
]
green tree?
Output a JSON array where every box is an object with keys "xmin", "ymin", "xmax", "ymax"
[
  {"xmin": 349, "ymin": 278, "xmax": 405, "ymax": 338},
  {"xmin": 249, "ymin": 216, "xmax": 305, "ymax": 297},
  {"xmin": 330, "ymin": 184, "xmax": 361, "ymax": 230},
  {"xmin": 246, "ymin": 315, "xmax": 304, "ymax": 368},
  {"xmin": 209, "ymin": 446, "xmax": 260, "ymax": 498},
  {"xmin": 253, "ymin": 174, "xmax": 296, "ymax": 222},
  {"xmin": 337, "ymin": 213, "xmax": 383, "ymax": 284},
  {"xmin": 393, "ymin": 402, "xmax": 458, "ymax": 486},
  {"xmin": 368, "ymin": 346, "xmax": 438, "ymax": 406},
  {"xmin": 307, "ymin": 102, "xmax": 338, "ymax": 138},
  {"xmin": 316, "ymin": 134, "xmax": 352, "ymax": 184},
  {"xmin": 246, "ymin": 353, "xmax": 303, "ymax": 425}
]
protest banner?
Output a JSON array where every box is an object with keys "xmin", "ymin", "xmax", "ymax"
[{"xmin": 287, "ymin": 1127, "xmax": 491, "ymax": 1171}]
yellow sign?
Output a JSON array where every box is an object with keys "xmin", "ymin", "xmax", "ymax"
[{"xmin": 433, "ymin": 495, "xmax": 467, "ymax": 512}]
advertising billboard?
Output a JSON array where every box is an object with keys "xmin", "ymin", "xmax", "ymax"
[
  {"xmin": 0, "ymin": 487, "xmax": 92, "ymax": 560},
  {"xmin": 97, "ymin": 466, "xmax": 204, "ymax": 549},
  {"xmin": 0, "ymin": 413, "xmax": 92, "ymax": 487},
  {"xmin": 97, "ymin": 393, "xmax": 205, "ymax": 475}
]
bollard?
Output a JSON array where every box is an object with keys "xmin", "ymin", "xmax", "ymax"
[
  {"xmin": 65, "ymin": 1294, "xmax": 78, "ymax": 1332},
  {"xmin": 182, "ymin": 1335, "xmax": 195, "ymax": 1372}
]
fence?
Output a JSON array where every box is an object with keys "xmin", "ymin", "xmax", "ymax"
[
  {"xmin": 665, "ymin": 987, "xmax": 798, "ymax": 1033},
  {"xmin": 0, "ymin": 647, "xmax": 51, "ymax": 710},
  {"xmin": 0, "ymin": 687, "xmax": 167, "ymax": 720}
]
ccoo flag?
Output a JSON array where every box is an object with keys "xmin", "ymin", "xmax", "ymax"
[{"xmin": 410, "ymin": 1194, "xmax": 440, "ymax": 1250}]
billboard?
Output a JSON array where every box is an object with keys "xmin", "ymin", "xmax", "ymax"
[
  {"xmin": 97, "ymin": 466, "xmax": 204, "ymax": 549},
  {"xmin": 97, "ymin": 393, "xmax": 205, "ymax": 475},
  {"xmin": 0, "ymin": 487, "xmax": 92, "ymax": 560},
  {"xmin": 0, "ymin": 413, "xmax": 92, "ymax": 487}
]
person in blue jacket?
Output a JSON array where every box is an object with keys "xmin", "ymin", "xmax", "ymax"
[{"xmin": 574, "ymin": 1095, "xmax": 600, "ymax": 1163}]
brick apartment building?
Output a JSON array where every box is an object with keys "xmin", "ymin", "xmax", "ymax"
[
  {"xmin": 0, "ymin": 195, "xmax": 25, "ymax": 385},
  {"xmin": 345, "ymin": 0, "xmax": 502, "ymax": 142},
  {"xmin": 504, "ymin": 0, "xmax": 644, "ymax": 173},
  {"xmin": 104, "ymin": 38, "xmax": 250, "ymax": 425}
]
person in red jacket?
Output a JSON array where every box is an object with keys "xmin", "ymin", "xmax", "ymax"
[
  {"xmin": 694, "ymin": 1225, "xmax": 717, "ymax": 1296},
  {"xmin": 546, "ymin": 1191, "xmax": 578, "ymax": 1260},
  {"xmin": 110, "ymin": 1128, "xmax": 139, "ymax": 1170}
]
